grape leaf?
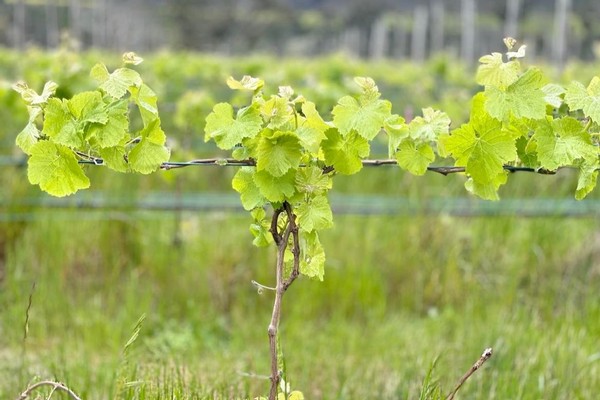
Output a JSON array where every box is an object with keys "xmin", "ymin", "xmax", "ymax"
[
  {"xmin": 575, "ymin": 160, "xmax": 599, "ymax": 200},
  {"xmin": 253, "ymin": 169, "xmax": 297, "ymax": 203},
  {"xmin": 476, "ymin": 52, "xmax": 520, "ymax": 88},
  {"xmin": 249, "ymin": 207, "xmax": 272, "ymax": 247},
  {"xmin": 408, "ymin": 108, "xmax": 451, "ymax": 142},
  {"xmin": 42, "ymin": 98, "xmax": 82, "ymax": 148},
  {"xmin": 87, "ymin": 99, "xmax": 129, "ymax": 148},
  {"xmin": 256, "ymin": 131, "xmax": 302, "ymax": 177},
  {"xmin": 68, "ymin": 91, "xmax": 107, "ymax": 124},
  {"xmin": 395, "ymin": 140, "xmax": 435, "ymax": 176},
  {"xmin": 16, "ymin": 122, "xmax": 40, "ymax": 155},
  {"xmin": 226, "ymin": 75, "xmax": 264, "ymax": 91},
  {"xmin": 299, "ymin": 231, "xmax": 325, "ymax": 281},
  {"xmin": 564, "ymin": 77, "xmax": 600, "ymax": 122},
  {"xmin": 98, "ymin": 145, "xmax": 128, "ymax": 172},
  {"xmin": 261, "ymin": 96, "xmax": 294, "ymax": 129},
  {"xmin": 128, "ymin": 120, "xmax": 170, "ymax": 174},
  {"xmin": 296, "ymin": 195, "xmax": 333, "ymax": 232},
  {"xmin": 542, "ymin": 83, "xmax": 565, "ymax": 108},
  {"xmin": 322, "ymin": 128, "xmax": 370, "ymax": 175},
  {"xmin": 232, "ymin": 167, "xmax": 266, "ymax": 210},
  {"xmin": 534, "ymin": 116, "xmax": 598, "ymax": 170},
  {"xmin": 130, "ymin": 83, "xmax": 159, "ymax": 126},
  {"xmin": 442, "ymin": 95, "xmax": 517, "ymax": 198},
  {"xmin": 485, "ymin": 68, "xmax": 547, "ymax": 121},
  {"xmin": 297, "ymin": 101, "xmax": 329, "ymax": 154},
  {"xmin": 93, "ymin": 67, "xmax": 142, "ymax": 99},
  {"xmin": 295, "ymin": 166, "xmax": 332, "ymax": 195},
  {"xmin": 204, "ymin": 103, "xmax": 263, "ymax": 149},
  {"xmin": 332, "ymin": 95, "xmax": 391, "ymax": 140},
  {"xmin": 27, "ymin": 141, "xmax": 90, "ymax": 196}
]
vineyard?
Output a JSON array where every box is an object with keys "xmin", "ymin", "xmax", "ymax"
[{"xmin": 1, "ymin": 46, "xmax": 600, "ymax": 399}]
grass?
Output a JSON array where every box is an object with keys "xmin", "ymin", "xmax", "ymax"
[{"xmin": 1, "ymin": 194, "xmax": 600, "ymax": 399}]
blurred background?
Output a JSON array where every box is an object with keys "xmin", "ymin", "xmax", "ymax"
[
  {"xmin": 1, "ymin": 1, "xmax": 600, "ymax": 399},
  {"xmin": 1, "ymin": 0, "xmax": 600, "ymax": 63}
]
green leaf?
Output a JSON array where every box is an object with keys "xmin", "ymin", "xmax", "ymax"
[
  {"xmin": 515, "ymin": 136, "xmax": 538, "ymax": 167},
  {"xmin": 534, "ymin": 117, "xmax": 598, "ymax": 170},
  {"xmin": 98, "ymin": 145, "xmax": 128, "ymax": 172},
  {"xmin": 297, "ymin": 101, "xmax": 329, "ymax": 153},
  {"xmin": 42, "ymin": 98, "xmax": 82, "ymax": 148},
  {"xmin": 16, "ymin": 122, "xmax": 40, "ymax": 155},
  {"xmin": 395, "ymin": 140, "xmax": 435, "ymax": 176},
  {"xmin": 408, "ymin": 108, "xmax": 451, "ymax": 142},
  {"xmin": 261, "ymin": 96, "xmax": 294, "ymax": 129},
  {"xmin": 256, "ymin": 131, "xmax": 302, "ymax": 177},
  {"xmin": 295, "ymin": 166, "xmax": 332, "ymax": 195},
  {"xmin": 204, "ymin": 103, "xmax": 263, "ymax": 149},
  {"xmin": 27, "ymin": 141, "xmax": 90, "ymax": 196},
  {"xmin": 442, "ymin": 95, "xmax": 517, "ymax": 198},
  {"xmin": 476, "ymin": 52, "xmax": 520, "ymax": 88},
  {"xmin": 299, "ymin": 231, "xmax": 325, "ymax": 281},
  {"xmin": 322, "ymin": 128, "xmax": 370, "ymax": 175},
  {"xmin": 87, "ymin": 99, "xmax": 129, "ymax": 148},
  {"xmin": 253, "ymin": 169, "xmax": 296, "ymax": 203},
  {"xmin": 332, "ymin": 95, "xmax": 391, "ymax": 140},
  {"xmin": 384, "ymin": 114, "xmax": 408, "ymax": 157},
  {"xmin": 565, "ymin": 77, "xmax": 600, "ymax": 122},
  {"xmin": 296, "ymin": 195, "xmax": 333, "ymax": 232},
  {"xmin": 226, "ymin": 75, "xmax": 264, "ymax": 91},
  {"xmin": 128, "ymin": 120, "xmax": 170, "ymax": 174},
  {"xmin": 542, "ymin": 83, "xmax": 565, "ymax": 108},
  {"xmin": 130, "ymin": 83, "xmax": 159, "ymax": 126},
  {"xmin": 232, "ymin": 167, "xmax": 266, "ymax": 210},
  {"xmin": 68, "ymin": 91, "xmax": 107, "ymax": 124},
  {"xmin": 249, "ymin": 207, "xmax": 272, "ymax": 247},
  {"xmin": 575, "ymin": 160, "xmax": 599, "ymax": 200},
  {"xmin": 485, "ymin": 68, "xmax": 547, "ymax": 121},
  {"xmin": 13, "ymin": 80, "xmax": 58, "ymax": 105},
  {"xmin": 92, "ymin": 64, "xmax": 142, "ymax": 99}
]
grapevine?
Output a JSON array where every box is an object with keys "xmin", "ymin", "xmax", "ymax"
[{"xmin": 12, "ymin": 41, "xmax": 600, "ymax": 399}]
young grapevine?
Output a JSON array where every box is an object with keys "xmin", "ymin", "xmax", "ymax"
[{"xmin": 12, "ymin": 42, "xmax": 600, "ymax": 399}]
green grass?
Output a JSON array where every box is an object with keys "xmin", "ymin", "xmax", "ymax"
[{"xmin": 1, "ymin": 202, "xmax": 600, "ymax": 399}]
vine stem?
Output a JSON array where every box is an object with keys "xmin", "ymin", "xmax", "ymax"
[
  {"xmin": 446, "ymin": 347, "xmax": 493, "ymax": 400},
  {"xmin": 16, "ymin": 380, "xmax": 82, "ymax": 400},
  {"xmin": 267, "ymin": 201, "xmax": 300, "ymax": 400}
]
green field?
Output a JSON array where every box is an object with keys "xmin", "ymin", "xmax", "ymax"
[{"xmin": 1, "ymin": 49, "xmax": 600, "ymax": 399}]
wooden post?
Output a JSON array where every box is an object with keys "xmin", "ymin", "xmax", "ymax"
[
  {"xmin": 553, "ymin": 0, "xmax": 571, "ymax": 69},
  {"xmin": 12, "ymin": 0, "xmax": 26, "ymax": 49},
  {"xmin": 411, "ymin": 5, "xmax": 428, "ymax": 62},
  {"xmin": 369, "ymin": 17, "xmax": 388, "ymax": 60},
  {"xmin": 461, "ymin": 0, "xmax": 476, "ymax": 62},
  {"xmin": 504, "ymin": 0, "xmax": 521, "ymax": 38},
  {"xmin": 430, "ymin": 0, "xmax": 445, "ymax": 54}
]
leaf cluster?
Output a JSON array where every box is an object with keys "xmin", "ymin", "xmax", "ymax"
[{"xmin": 13, "ymin": 53, "xmax": 170, "ymax": 196}]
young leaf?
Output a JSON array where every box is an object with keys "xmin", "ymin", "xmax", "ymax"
[
  {"xmin": 575, "ymin": 160, "xmax": 599, "ymax": 200},
  {"xmin": 299, "ymin": 231, "xmax": 325, "ymax": 281},
  {"xmin": 261, "ymin": 96, "xmax": 294, "ymax": 129},
  {"xmin": 16, "ymin": 122, "xmax": 40, "ymax": 155},
  {"xmin": 395, "ymin": 140, "xmax": 435, "ymax": 176},
  {"xmin": 297, "ymin": 101, "xmax": 329, "ymax": 154},
  {"xmin": 204, "ymin": 103, "xmax": 262, "ymax": 149},
  {"xmin": 296, "ymin": 195, "xmax": 333, "ymax": 232},
  {"xmin": 232, "ymin": 167, "xmax": 266, "ymax": 210},
  {"xmin": 442, "ymin": 94, "xmax": 517, "ymax": 199},
  {"xmin": 253, "ymin": 169, "xmax": 296, "ymax": 203},
  {"xmin": 42, "ymin": 98, "xmax": 82, "ymax": 148},
  {"xmin": 92, "ymin": 64, "xmax": 142, "ymax": 99},
  {"xmin": 130, "ymin": 83, "xmax": 159, "ymax": 126},
  {"xmin": 295, "ymin": 166, "xmax": 332, "ymax": 195},
  {"xmin": 226, "ymin": 75, "xmax": 264, "ymax": 91},
  {"xmin": 99, "ymin": 145, "xmax": 128, "ymax": 172},
  {"xmin": 128, "ymin": 120, "xmax": 170, "ymax": 174},
  {"xmin": 87, "ymin": 99, "xmax": 129, "ymax": 148},
  {"xmin": 332, "ymin": 94, "xmax": 391, "ymax": 140},
  {"xmin": 533, "ymin": 116, "xmax": 598, "ymax": 170},
  {"xmin": 256, "ymin": 131, "xmax": 302, "ymax": 177},
  {"xmin": 564, "ymin": 77, "xmax": 600, "ymax": 122},
  {"xmin": 484, "ymin": 68, "xmax": 547, "ymax": 121},
  {"xmin": 322, "ymin": 128, "xmax": 370, "ymax": 175},
  {"xmin": 476, "ymin": 52, "xmax": 520, "ymax": 88},
  {"xmin": 27, "ymin": 141, "xmax": 90, "ymax": 196}
]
